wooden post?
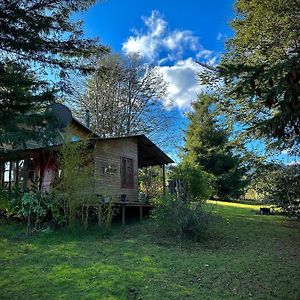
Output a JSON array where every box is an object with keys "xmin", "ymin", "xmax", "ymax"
[
  {"xmin": 85, "ymin": 204, "xmax": 89, "ymax": 229},
  {"xmin": 23, "ymin": 158, "xmax": 29, "ymax": 191},
  {"xmin": 122, "ymin": 205, "xmax": 126, "ymax": 225},
  {"xmin": 0, "ymin": 162, "xmax": 2, "ymax": 188},
  {"xmin": 97, "ymin": 204, "xmax": 102, "ymax": 227},
  {"xmin": 162, "ymin": 164, "xmax": 166, "ymax": 196},
  {"xmin": 139, "ymin": 206, "xmax": 143, "ymax": 221},
  {"xmin": 81, "ymin": 205, "xmax": 84, "ymax": 225}
]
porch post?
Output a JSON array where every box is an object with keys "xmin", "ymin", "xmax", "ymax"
[
  {"xmin": 23, "ymin": 158, "xmax": 29, "ymax": 191},
  {"xmin": 0, "ymin": 162, "xmax": 3, "ymax": 189},
  {"xmin": 98, "ymin": 204, "xmax": 102, "ymax": 227},
  {"xmin": 162, "ymin": 164, "xmax": 166, "ymax": 196},
  {"xmin": 139, "ymin": 206, "xmax": 143, "ymax": 221},
  {"xmin": 122, "ymin": 205, "xmax": 126, "ymax": 225}
]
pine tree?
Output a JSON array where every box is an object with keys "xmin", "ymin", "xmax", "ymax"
[
  {"xmin": 0, "ymin": 0, "xmax": 108, "ymax": 150},
  {"xmin": 182, "ymin": 93, "xmax": 247, "ymax": 199},
  {"xmin": 200, "ymin": 0, "xmax": 300, "ymax": 153},
  {"xmin": 0, "ymin": 0, "xmax": 108, "ymax": 83},
  {"xmin": 0, "ymin": 61, "xmax": 58, "ymax": 148}
]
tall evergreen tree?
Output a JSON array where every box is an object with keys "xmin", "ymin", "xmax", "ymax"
[
  {"xmin": 182, "ymin": 93, "xmax": 247, "ymax": 199},
  {"xmin": 0, "ymin": 0, "xmax": 108, "ymax": 149},
  {"xmin": 0, "ymin": 61, "xmax": 56, "ymax": 148},
  {"xmin": 200, "ymin": 0, "xmax": 300, "ymax": 153}
]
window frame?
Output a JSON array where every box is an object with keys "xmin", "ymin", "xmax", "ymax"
[{"xmin": 1, "ymin": 158, "xmax": 33, "ymax": 191}]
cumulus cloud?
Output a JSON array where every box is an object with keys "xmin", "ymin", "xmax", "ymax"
[
  {"xmin": 122, "ymin": 10, "xmax": 217, "ymax": 110},
  {"xmin": 123, "ymin": 10, "xmax": 209, "ymax": 64},
  {"xmin": 158, "ymin": 58, "xmax": 208, "ymax": 110}
]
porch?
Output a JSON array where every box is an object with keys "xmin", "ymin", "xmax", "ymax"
[{"xmin": 0, "ymin": 134, "xmax": 173, "ymax": 225}]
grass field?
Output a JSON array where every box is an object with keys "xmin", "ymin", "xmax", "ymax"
[{"xmin": 0, "ymin": 201, "xmax": 299, "ymax": 299}]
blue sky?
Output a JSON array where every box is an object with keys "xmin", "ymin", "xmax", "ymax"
[
  {"xmin": 75, "ymin": 1, "xmax": 297, "ymax": 164},
  {"xmin": 76, "ymin": 0, "xmax": 235, "ymax": 111},
  {"xmin": 79, "ymin": 0, "xmax": 235, "ymax": 54}
]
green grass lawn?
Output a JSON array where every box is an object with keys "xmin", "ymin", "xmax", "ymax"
[{"xmin": 0, "ymin": 201, "xmax": 299, "ymax": 299}]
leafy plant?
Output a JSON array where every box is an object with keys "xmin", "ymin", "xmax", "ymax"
[
  {"xmin": 4, "ymin": 185, "xmax": 23, "ymax": 217},
  {"xmin": 254, "ymin": 163, "xmax": 300, "ymax": 218},
  {"xmin": 98, "ymin": 201, "xmax": 115, "ymax": 229},
  {"xmin": 139, "ymin": 166, "xmax": 163, "ymax": 202},
  {"xmin": 171, "ymin": 162, "xmax": 214, "ymax": 202},
  {"xmin": 52, "ymin": 138, "xmax": 97, "ymax": 229},
  {"xmin": 152, "ymin": 196, "xmax": 212, "ymax": 241},
  {"xmin": 41, "ymin": 192, "xmax": 65, "ymax": 227},
  {"xmin": 0, "ymin": 189, "xmax": 9, "ymax": 211}
]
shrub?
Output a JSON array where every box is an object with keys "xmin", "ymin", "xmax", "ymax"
[
  {"xmin": 52, "ymin": 138, "xmax": 97, "ymax": 228},
  {"xmin": 0, "ymin": 189, "xmax": 9, "ymax": 221},
  {"xmin": 139, "ymin": 166, "xmax": 164, "ymax": 202},
  {"xmin": 268, "ymin": 165, "xmax": 300, "ymax": 218},
  {"xmin": 19, "ymin": 192, "xmax": 46, "ymax": 235},
  {"xmin": 254, "ymin": 163, "xmax": 300, "ymax": 218},
  {"xmin": 0, "ymin": 185, "xmax": 23, "ymax": 220},
  {"xmin": 171, "ymin": 162, "xmax": 214, "ymax": 201},
  {"xmin": 152, "ymin": 196, "xmax": 211, "ymax": 241},
  {"xmin": 0, "ymin": 189, "xmax": 9, "ymax": 211}
]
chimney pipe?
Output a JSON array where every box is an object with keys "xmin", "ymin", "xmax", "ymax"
[{"xmin": 85, "ymin": 109, "xmax": 90, "ymax": 128}]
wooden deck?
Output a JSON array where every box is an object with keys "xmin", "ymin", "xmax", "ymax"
[
  {"xmin": 113, "ymin": 202, "xmax": 154, "ymax": 225},
  {"xmin": 83, "ymin": 201, "xmax": 154, "ymax": 226}
]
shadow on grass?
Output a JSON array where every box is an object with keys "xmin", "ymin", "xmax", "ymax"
[
  {"xmin": 0, "ymin": 223, "xmax": 165, "ymax": 299},
  {"xmin": 1, "ymin": 202, "xmax": 299, "ymax": 300}
]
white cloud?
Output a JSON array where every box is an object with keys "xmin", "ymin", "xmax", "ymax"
[
  {"xmin": 122, "ymin": 10, "xmax": 217, "ymax": 110},
  {"xmin": 143, "ymin": 10, "xmax": 167, "ymax": 37},
  {"xmin": 123, "ymin": 10, "xmax": 211, "ymax": 64},
  {"xmin": 158, "ymin": 58, "xmax": 208, "ymax": 110},
  {"xmin": 196, "ymin": 49, "xmax": 213, "ymax": 60}
]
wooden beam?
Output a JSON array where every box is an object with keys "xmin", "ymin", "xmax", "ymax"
[
  {"xmin": 162, "ymin": 164, "xmax": 166, "ymax": 196},
  {"xmin": 122, "ymin": 205, "xmax": 126, "ymax": 225},
  {"xmin": 23, "ymin": 158, "xmax": 29, "ymax": 191},
  {"xmin": 139, "ymin": 206, "xmax": 143, "ymax": 221},
  {"xmin": 0, "ymin": 162, "xmax": 3, "ymax": 189},
  {"xmin": 97, "ymin": 204, "xmax": 102, "ymax": 227}
]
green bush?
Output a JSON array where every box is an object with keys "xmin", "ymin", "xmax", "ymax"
[
  {"xmin": 0, "ymin": 185, "xmax": 23, "ymax": 219},
  {"xmin": 139, "ymin": 166, "xmax": 164, "ymax": 202},
  {"xmin": 0, "ymin": 189, "xmax": 9, "ymax": 211},
  {"xmin": 267, "ymin": 165, "xmax": 299, "ymax": 218},
  {"xmin": 52, "ymin": 138, "xmax": 97, "ymax": 228},
  {"xmin": 0, "ymin": 179, "xmax": 64, "ymax": 231},
  {"xmin": 171, "ymin": 162, "xmax": 214, "ymax": 201},
  {"xmin": 254, "ymin": 163, "xmax": 300, "ymax": 218},
  {"xmin": 152, "ymin": 196, "xmax": 211, "ymax": 241}
]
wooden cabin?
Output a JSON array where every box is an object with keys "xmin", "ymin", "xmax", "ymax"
[{"xmin": 0, "ymin": 117, "xmax": 173, "ymax": 223}]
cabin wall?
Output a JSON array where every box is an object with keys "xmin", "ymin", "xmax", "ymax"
[
  {"xmin": 62, "ymin": 122, "xmax": 90, "ymax": 141},
  {"xmin": 93, "ymin": 138, "xmax": 138, "ymax": 202}
]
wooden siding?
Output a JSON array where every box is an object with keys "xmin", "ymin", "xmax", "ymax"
[
  {"xmin": 93, "ymin": 138, "xmax": 138, "ymax": 202},
  {"xmin": 65, "ymin": 122, "xmax": 90, "ymax": 139}
]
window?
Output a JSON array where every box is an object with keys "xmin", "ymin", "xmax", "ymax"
[
  {"xmin": 18, "ymin": 160, "xmax": 25, "ymax": 182},
  {"xmin": 1, "ymin": 159, "xmax": 33, "ymax": 190},
  {"xmin": 3, "ymin": 162, "xmax": 10, "ymax": 189},
  {"xmin": 120, "ymin": 157, "xmax": 134, "ymax": 189}
]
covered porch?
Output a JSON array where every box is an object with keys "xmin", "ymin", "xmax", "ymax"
[{"xmin": 116, "ymin": 135, "xmax": 174, "ymax": 224}]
